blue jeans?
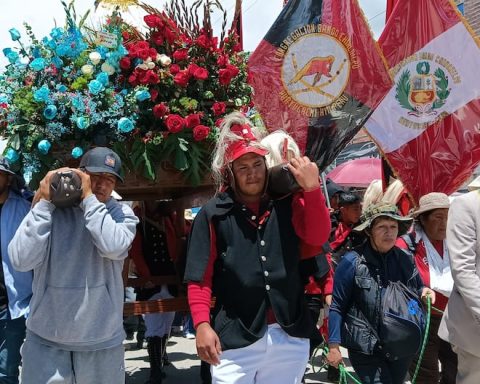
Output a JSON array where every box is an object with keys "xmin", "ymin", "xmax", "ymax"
[
  {"xmin": 349, "ymin": 350, "xmax": 412, "ymax": 384},
  {"xmin": 0, "ymin": 316, "xmax": 26, "ymax": 384}
]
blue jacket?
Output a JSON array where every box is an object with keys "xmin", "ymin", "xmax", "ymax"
[{"xmin": 2, "ymin": 190, "xmax": 32, "ymax": 319}]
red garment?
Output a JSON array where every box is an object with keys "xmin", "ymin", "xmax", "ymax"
[
  {"xmin": 396, "ymin": 236, "xmax": 449, "ymax": 315},
  {"xmin": 188, "ymin": 188, "xmax": 331, "ymax": 328},
  {"xmin": 330, "ymin": 222, "xmax": 352, "ymax": 251}
]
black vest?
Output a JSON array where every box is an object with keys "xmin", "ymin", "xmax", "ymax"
[{"xmin": 185, "ymin": 192, "xmax": 320, "ymax": 350}]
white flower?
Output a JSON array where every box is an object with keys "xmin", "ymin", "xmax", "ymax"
[
  {"xmin": 136, "ymin": 63, "xmax": 149, "ymax": 70},
  {"xmin": 81, "ymin": 64, "xmax": 94, "ymax": 75},
  {"xmin": 147, "ymin": 61, "xmax": 156, "ymax": 69},
  {"xmin": 158, "ymin": 54, "xmax": 172, "ymax": 67},
  {"xmin": 19, "ymin": 57, "xmax": 30, "ymax": 66},
  {"xmin": 101, "ymin": 62, "xmax": 116, "ymax": 75},
  {"xmin": 89, "ymin": 52, "xmax": 102, "ymax": 65}
]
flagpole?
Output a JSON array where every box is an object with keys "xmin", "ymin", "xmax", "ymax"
[
  {"xmin": 233, "ymin": 0, "xmax": 243, "ymax": 51},
  {"xmin": 320, "ymin": 172, "xmax": 331, "ymax": 209}
]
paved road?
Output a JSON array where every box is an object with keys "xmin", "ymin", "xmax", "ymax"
[{"xmin": 124, "ymin": 334, "xmax": 354, "ymax": 384}]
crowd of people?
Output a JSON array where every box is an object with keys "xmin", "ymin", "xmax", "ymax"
[{"xmin": 0, "ymin": 112, "xmax": 479, "ymax": 384}]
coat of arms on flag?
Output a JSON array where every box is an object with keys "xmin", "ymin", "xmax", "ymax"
[
  {"xmin": 366, "ymin": 0, "xmax": 480, "ymax": 202},
  {"xmin": 248, "ymin": 0, "xmax": 391, "ymax": 171}
]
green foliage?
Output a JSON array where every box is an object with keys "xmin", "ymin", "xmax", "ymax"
[
  {"xmin": 395, "ymin": 70, "xmax": 414, "ymax": 111},
  {"xmin": 433, "ymin": 68, "xmax": 450, "ymax": 109}
]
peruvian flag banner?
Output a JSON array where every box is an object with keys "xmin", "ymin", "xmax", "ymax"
[
  {"xmin": 248, "ymin": 0, "xmax": 391, "ymax": 171},
  {"xmin": 366, "ymin": 0, "xmax": 480, "ymax": 202}
]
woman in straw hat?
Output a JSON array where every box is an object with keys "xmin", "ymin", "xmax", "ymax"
[
  {"xmin": 326, "ymin": 202, "xmax": 435, "ymax": 384},
  {"xmin": 396, "ymin": 192, "xmax": 457, "ymax": 384}
]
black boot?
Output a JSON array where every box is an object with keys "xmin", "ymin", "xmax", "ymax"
[
  {"xmin": 161, "ymin": 335, "xmax": 170, "ymax": 366},
  {"xmin": 145, "ymin": 337, "xmax": 164, "ymax": 384}
]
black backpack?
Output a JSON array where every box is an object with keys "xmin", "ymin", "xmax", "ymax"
[{"xmin": 379, "ymin": 280, "xmax": 426, "ymax": 361}]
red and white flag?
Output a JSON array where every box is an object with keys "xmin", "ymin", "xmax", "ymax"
[
  {"xmin": 367, "ymin": 0, "xmax": 480, "ymax": 202},
  {"xmin": 248, "ymin": 0, "xmax": 391, "ymax": 171}
]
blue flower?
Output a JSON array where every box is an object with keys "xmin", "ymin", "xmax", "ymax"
[
  {"xmin": 96, "ymin": 72, "xmax": 109, "ymax": 86},
  {"xmin": 5, "ymin": 148, "xmax": 19, "ymax": 163},
  {"xmin": 52, "ymin": 56, "xmax": 64, "ymax": 69},
  {"xmin": 71, "ymin": 147, "xmax": 84, "ymax": 159},
  {"xmin": 37, "ymin": 139, "xmax": 51, "ymax": 155},
  {"xmin": 8, "ymin": 28, "xmax": 21, "ymax": 41},
  {"xmin": 56, "ymin": 84, "xmax": 67, "ymax": 93},
  {"xmin": 50, "ymin": 27, "xmax": 64, "ymax": 40},
  {"xmin": 6, "ymin": 51, "xmax": 18, "ymax": 64},
  {"xmin": 30, "ymin": 58, "xmax": 47, "ymax": 71},
  {"xmin": 43, "ymin": 105, "xmax": 58, "ymax": 120},
  {"xmin": 135, "ymin": 90, "xmax": 151, "ymax": 102},
  {"xmin": 34, "ymin": 86, "xmax": 50, "ymax": 102},
  {"xmin": 76, "ymin": 116, "xmax": 89, "ymax": 130},
  {"xmin": 0, "ymin": 93, "xmax": 8, "ymax": 103},
  {"xmin": 88, "ymin": 80, "xmax": 104, "ymax": 95},
  {"xmin": 117, "ymin": 117, "xmax": 134, "ymax": 133},
  {"xmin": 2, "ymin": 48, "xmax": 12, "ymax": 56}
]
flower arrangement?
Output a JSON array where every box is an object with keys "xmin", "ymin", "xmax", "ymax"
[
  {"xmin": 0, "ymin": 2, "xmax": 144, "ymax": 187},
  {"xmin": 0, "ymin": 0, "xmax": 253, "ymax": 188},
  {"xmin": 115, "ymin": 1, "xmax": 253, "ymax": 183}
]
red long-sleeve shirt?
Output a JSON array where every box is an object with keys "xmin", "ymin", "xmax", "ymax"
[{"xmin": 188, "ymin": 188, "xmax": 331, "ymax": 328}]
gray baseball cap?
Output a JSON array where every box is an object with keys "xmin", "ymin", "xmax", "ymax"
[
  {"xmin": 79, "ymin": 147, "xmax": 123, "ymax": 182},
  {"xmin": 0, "ymin": 157, "xmax": 15, "ymax": 175}
]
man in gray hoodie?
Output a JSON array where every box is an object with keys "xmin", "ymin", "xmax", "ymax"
[{"xmin": 8, "ymin": 147, "xmax": 138, "ymax": 384}]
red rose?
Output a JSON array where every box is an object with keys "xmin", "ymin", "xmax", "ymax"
[
  {"xmin": 122, "ymin": 31, "xmax": 130, "ymax": 40},
  {"xmin": 119, "ymin": 57, "xmax": 131, "ymax": 70},
  {"xmin": 128, "ymin": 74, "xmax": 137, "ymax": 86},
  {"xmin": 196, "ymin": 34, "xmax": 211, "ymax": 49},
  {"xmin": 173, "ymin": 49, "xmax": 188, "ymax": 61},
  {"xmin": 153, "ymin": 103, "xmax": 169, "ymax": 119},
  {"xmin": 226, "ymin": 64, "xmax": 240, "ymax": 77},
  {"xmin": 138, "ymin": 48, "xmax": 150, "ymax": 61},
  {"xmin": 193, "ymin": 67, "xmax": 209, "ymax": 80},
  {"xmin": 170, "ymin": 64, "xmax": 180, "ymax": 75},
  {"xmin": 185, "ymin": 113, "xmax": 202, "ymax": 129},
  {"xmin": 215, "ymin": 118, "xmax": 224, "ymax": 127},
  {"xmin": 164, "ymin": 27, "xmax": 177, "ymax": 45},
  {"xmin": 146, "ymin": 70, "xmax": 159, "ymax": 84},
  {"xmin": 217, "ymin": 54, "xmax": 229, "ymax": 67},
  {"xmin": 144, "ymin": 15, "xmax": 162, "ymax": 28},
  {"xmin": 212, "ymin": 102, "xmax": 226, "ymax": 116},
  {"xmin": 136, "ymin": 41, "xmax": 150, "ymax": 50},
  {"xmin": 193, "ymin": 125, "xmax": 210, "ymax": 141},
  {"xmin": 187, "ymin": 63, "xmax": 200, "ymax": 76},
  {"xmin": 219, "ymin": 68, "xmax": 233, "ymax": 86},
  {"xmin": 150, "ymin": 88, "xmax": 159, "ymax": 101},
  {"xmin": 151, "ymin": 31, "xmax": 164, "ymax": 46},
  {"xmin": 174, "ymin": 71, "xmax": 190, "ymax": 87},
  {"xmin": 165, "ymin": 114, "xmax": 186, "ymax": 133}
]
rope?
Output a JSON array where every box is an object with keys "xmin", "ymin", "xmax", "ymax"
[
  {"xmin": 411, "ymin": 295, "xmax": 432, "ymax": 384},
  {"xmin": 313, "ymin": 296, "xmax": 436, "ymax": 383}
]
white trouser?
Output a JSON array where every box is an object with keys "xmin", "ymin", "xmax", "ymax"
[
  {"xmin": 212, "ymin": 323, "xmax": 309, "ymax": 384},
  {"xmin": 143, "ymin": 286, "xmax": 175, "ymax": 338},
  {"xmin": 453, "ymin": 345, "xmax": 480, "ymax": 384}
]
